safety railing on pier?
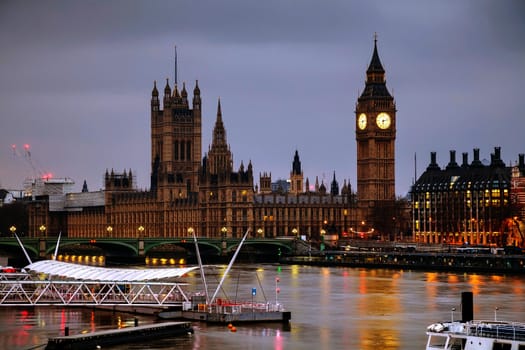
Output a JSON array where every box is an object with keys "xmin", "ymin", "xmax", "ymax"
[{"xmin": 0, "ymin": 273, "xmax": 191, "ymax": 307}]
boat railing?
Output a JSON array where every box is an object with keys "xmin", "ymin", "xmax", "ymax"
[
  {"xmin": 205, "ymin": 300, "xmax": 284, "ymax": 314},
  {"xmin": 467, "ymin": 321, "xmax": 525, "ymax": 342}
]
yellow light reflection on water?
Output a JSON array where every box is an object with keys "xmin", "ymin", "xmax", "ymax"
[{"xmin": 354, "ymin": 270, "xmax": 402, "ymax": 350}]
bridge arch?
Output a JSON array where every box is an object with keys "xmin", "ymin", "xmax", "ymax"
[
  {"xmin": 47, "ymin": 239, "xmax": 138, "ymax": 256},
  {"xmin": 144, "ymin": 240, "xmax": 222, "ymax": 256},
  {"xmin": 0, "ymin": 240, "xmax": 39, "ymax": 260},
  {"xmin": 225, "ymin": 240, "xmax": 293, "ymax": 255}
]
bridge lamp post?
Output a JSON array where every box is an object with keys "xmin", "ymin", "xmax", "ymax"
[
  {"xmin": 106, "ymin": 226, "xmax": 113, "ymax": 237},
  {"xmin": 39, "ymin": 224, "xmax": 46, "ymax": 238},
  {"xmin": 138, "ymin": 225, "xmax": 145, "ymax": 238},
  {"xmin": 292, "ymin": 227, "xmax": 298, "ymax": 237},
  {"xmin": 9, "ymin": 226, "xmax": 16, "ymax": 236},
  {"xmin": 221, "ymin": 226, "xmax": 227, "ymax": 239},
  {"xmin": 187, "ymin": 227, "xmax": 194, "ymax": 237},
  {"xmin": 257, "ymin": 228, "xmax": 263, "ymax": 238}
]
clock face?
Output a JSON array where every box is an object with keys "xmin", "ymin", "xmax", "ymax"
[
  {"xmin": 376, "ymin": 112, "xmax": 391, "ymax": 129},
  {"xmin": 358, "ymin": 113, "xmax": 367, "ymax": 130}
]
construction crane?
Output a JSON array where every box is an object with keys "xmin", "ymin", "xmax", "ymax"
[{"xmin": 11, "ymin": 143, "xmax": 52, "ymax": 183}]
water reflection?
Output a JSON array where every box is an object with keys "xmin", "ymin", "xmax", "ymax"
[{"xmin": 1, "ymin": 266, "xmax": 525, "ymax": 350}]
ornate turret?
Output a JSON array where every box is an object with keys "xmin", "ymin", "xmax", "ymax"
[
  {"xmin": 151, "ymin": 80, "xmax": 159, "ymax": 111},
  {"xmin": 341, "ymin": 179, "xmax": 349, "ymax": 196},
  {"xmin": 206, "ymin": 99, "xmax": 233, "ymax": 175},
  {"xmin": 305, "ymin": 177, "xmax": 310, "ymax": 193},
  {"xmin": 290, "ymin": 150, "xmax": 304, "ymax": 194},
  {"xmin": 319, "ymin": 181, "xmax": 327, "ymax": 195},
  {"xmin": 193, "ymin": 80, "xmax": 201, "ymax": 110},
  {"xmin": 330, "ymin": 171, "xmax": 339, "ymax": 196},
  {"xmin": 259, "ymin": 172, "xmax": 272, "ymax": 194},
  {"xmin": 181, "ymin": 82, "xmax": 188, "ymax": 105},
  {"xmin": 105, "ymin": 168, "xmax": 134, "ymax": 192},
  {"xmin": 163, "ymin": 78, "xmax": 171, "ymax": 107}
]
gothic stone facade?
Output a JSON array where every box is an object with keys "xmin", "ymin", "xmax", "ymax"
[{"xmin": 27, "ymin": 41, "xmax": 407, "ymax": 242}]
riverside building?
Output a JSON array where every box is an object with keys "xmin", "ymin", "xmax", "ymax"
[{"xmin": 411, "ymin": 149, "xmax": 525, "ymax": 246}]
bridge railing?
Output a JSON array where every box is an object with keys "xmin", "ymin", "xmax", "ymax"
[{"xmin": 0, "ymin": 275, "xmax": 191, "ymax": 307}]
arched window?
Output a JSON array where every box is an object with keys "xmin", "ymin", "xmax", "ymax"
[{"xmin": 174, "ymin": 141, "xmax": 179, "ymax": 160}]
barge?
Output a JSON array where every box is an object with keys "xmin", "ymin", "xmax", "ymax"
[
  {"xmin": 45, "ymin": 321, "xmax": 193, "ymax": 350},
  {"xmin": 158, "ymin": 297, "xmax": 291, "ymax": 323}
]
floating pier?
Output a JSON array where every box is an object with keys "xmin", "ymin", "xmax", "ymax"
[
  {"xmin": 45, "ymin": 321, "xmax": 193, "ymax": 350},
  {"xmin": 158, "ymin": 297, "xmax": 291, "ymax": 324}
]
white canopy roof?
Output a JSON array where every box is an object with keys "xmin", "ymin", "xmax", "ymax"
[{"xmin": 25, "ymin": 260, "xmax": 199, "ymax": 282}]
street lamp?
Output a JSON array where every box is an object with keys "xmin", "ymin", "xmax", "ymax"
[
  {"xmin": 187, "ymin": 227, "xmax": 194, "ymax": 236},
  {"xmin": 257, "ymin": 228, "xmax": 263, "ymax": 238},
  {"xmin": 221, "ymin": 226, "xmax": 227, "ymax": 239},
  {"xmin": 39, "ymin": 225, "xmax": 46, "ymax": 238},
  {"xmin": 292, "ymin": 227, "xmax": 298, "ymax": 237},
  {"xmin": 138, "ymin": 225, "xmax": 145, "ymax": 237},
  {"xmin": 106, "ymin": 226, "xmax": 113, "ymax": 237},
  {"xmin": 9, "ymin": 226, "xmax": 16, "ymax": 236}
]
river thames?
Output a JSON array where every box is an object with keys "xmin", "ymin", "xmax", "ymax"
[{"xmin": 1, "ymin": 264, "xmax": 525, "ymax": 350}]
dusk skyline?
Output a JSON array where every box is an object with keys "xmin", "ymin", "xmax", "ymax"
[{"xmin": 1, "ymin": 1, "xmax": 524, "ymax": 196}]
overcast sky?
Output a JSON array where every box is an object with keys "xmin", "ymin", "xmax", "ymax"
[{"xmin": 1, "ymin": 0, "xmax": 524, "ymax": 197}]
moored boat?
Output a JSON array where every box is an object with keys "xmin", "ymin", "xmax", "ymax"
[{"xmin": 426, "ymin": 292, "xmax": 525, "ymax": 350}]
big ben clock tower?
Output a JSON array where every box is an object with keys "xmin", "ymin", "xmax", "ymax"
[{"xmin": 355, "ymin": 36, "xmax": 396, "ymax": 225}]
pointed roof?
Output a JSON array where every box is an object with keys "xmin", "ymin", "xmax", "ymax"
[
  {"xmin": 164, "ymin": 78, "xmax": 171, "ymax": 94},
  {"xmin": 359, "ymin": 34, "xmax": 393, "ymax": 100},
  {"xmin": 366, "ymin": 35, "xmax": 385, "ymax": 75},
  {"xmin": 151, "ymin": 80, "xmax": 158, "ymax": 97},
  {"xmin": 207, "ymin": 98, "xmax": 233, "ymax": 175},
  {"xmin": 181, "ymin": 81, "xmax": 187, "ymax": 98},
  {"xmin": 213, "ymin": 98, "xmax": 225, "ymax": 142},
  {"xmin": 292, "ymin": 150, "xmax": 302, "ymax": 175},
  {"xmin": 193, "ymin": 80, "xmax": 200, "ymax": 95}
]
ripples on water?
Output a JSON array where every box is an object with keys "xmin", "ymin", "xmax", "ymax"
[{"xmin": 1, "ymin": 265, "xmax": 525, "ymax": 350}]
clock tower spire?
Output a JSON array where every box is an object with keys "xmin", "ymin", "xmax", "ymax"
[{"xmin": 355, "ymin": 35, "xmax": 396, "ymax": 228}]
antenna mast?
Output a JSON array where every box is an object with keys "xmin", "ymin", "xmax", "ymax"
[
  {"xmin": 174, "ymin": 45, "xmax": 178, "ymax": 86},
  {"xmin": 414, "ymin": 152, "xmax": 417, "ymax": 184}
]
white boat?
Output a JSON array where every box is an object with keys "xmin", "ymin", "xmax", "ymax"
[
  {"xmin": 426, "ymin": 292, "xmax": 525, "ymax": 350},
  {"xmin": 426, "ymin": 320, "xmax": 525, "ymax": 350}
]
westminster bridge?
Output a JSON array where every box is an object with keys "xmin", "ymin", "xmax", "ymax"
[{"xmin": 0, "ymin": 236, "xmax": 310, "ymax": 264}]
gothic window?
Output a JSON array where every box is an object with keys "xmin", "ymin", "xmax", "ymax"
[
  {"xmin": 186, "ymin": 141, "xmax": 191, "ymax": 160},
  {"xmin": 174, "ymin": 141, "xmax": 179, "ymax": 160},
  {"xmin": 157, "ymin": 141, "xmax": 162, "ymax": 161},
  {"xmin": 180, "ymin": 141, "xmax": 185, "ymax": 160}
]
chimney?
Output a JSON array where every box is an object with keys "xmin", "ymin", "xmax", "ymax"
[
  {"xmin": 471, "ymin": 148, "xmax": 482, "ymax": 167},
  {"xmin": 427, "ymin": 152, "xmax": 440, "ymax": 171},
  {"xmin": 461, "ymin": 291, "xmax": 474, "ymax": 322},
  {"xmin": 491, "ymin": 147, "xmax": 505, "ymax": 167},
  {"xmin": 446, "ymin": 150, "xmax": 459, "ymax": 169},
  {"xmin": 494, "ymin": 146, "xmax": 501, "ymax": 160},
  {"xmin": 462, "ymin": 152, "xmax": 468, "ymax": 167}
]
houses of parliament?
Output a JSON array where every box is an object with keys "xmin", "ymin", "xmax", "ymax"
[{"xmin": 24, "ymin": 39, "xmax": 402, "ymax": 242}]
